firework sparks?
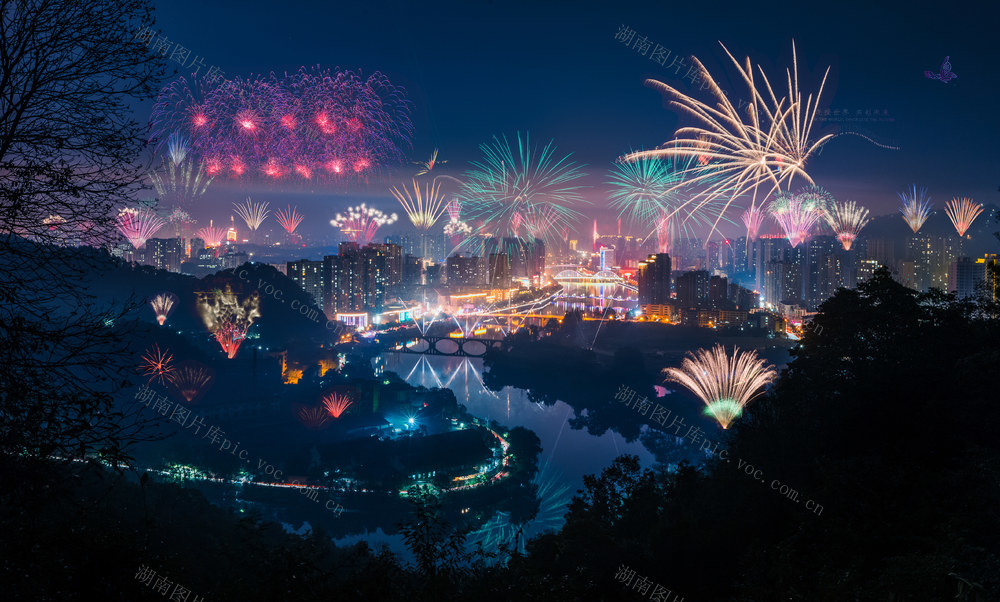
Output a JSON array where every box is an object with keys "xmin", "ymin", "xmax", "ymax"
[
  {"xmin": 321, "ymin": 392, "xmax": 354, "ymax": 418},
  {"xmin": 116, "ymin": 208, "xmax": 165, "ymax": 250},
  {"xmin": 195, "ymin": 219, "xmax": 227, "ymax": 247},
  {"xmin": 150, "ymin": 69, "xmax": 413, "ymax": 181},
  {"xmin": 413, "ymin": 147, "xmax": 447, "ymax": 176},
  {"xmin": 898, "ymin": 185, "xmax": 932, "ymax": 234},
  {"xmin": 944, "ymin": 197, "xmax": 983, "ymax": 237},
  {"xmin": 275, "ymin": 205, "xmax": 305, "ymax": 242},
  {"xmin": 741, "ymin": 204, "xmax": 766, "ymax": 241},
  {"xmin": 446, "ymin": 199, "xmax": 462, "ymax": 222},
  {"xmin": 390, "ymin": 178, "xmax": 450, "ymax": 229},
  {"xmin": 608, "ymin": 154, "xmax": 729, "ymax": 252},
  {"xmin": 824, "ymin": 200, "xmax": 870, "ymax": 250},
  {"xmin": 149, "ymin": 292, "xmax": 178, "ymax": 326},
  {"xmin": 662, "ymin": 344, "xmax": 776, "ymax": 430},
  {"xmin": 149, "ymin": 132, "xmax": 213, "ymax": 207},
  {"xmin": 769, "ymin": 187, "xmax": 828, "ymax": 247},
  {"xmin": 444, "ymin": 218, "xmax": 473, "ymax": 249},
  {"xmin": 296, "ymin": 406, "xmax": 331, "ymax": 430},
  {"xmin": 166, "ymin": 360, "xmax": 215, "ymax": 404},
  {"xmin": 196, "ymin": 286, "xmax": 260, "ymax": 359},
  {"xmin": 459, "ymin": 133, "xmax": 588, "ymax": 249},
  {"xmin": 330, "ymin": 203, "xmax": 398, "ymax": 244},
  {"xmin": 624, "ymin": 42, "xmax": 832, "ymax": 239},
  {"xmin": 233, "ymin": 197, "xmax": 270, "ymax": 232},
  {"xmin": 138, "ymin": 344, "xmax": 175, "ymax": 386}
]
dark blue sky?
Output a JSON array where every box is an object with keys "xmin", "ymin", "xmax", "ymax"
[{"xmin": 147, "ymin": 0, "xmax": 1000, "ymax": 241}]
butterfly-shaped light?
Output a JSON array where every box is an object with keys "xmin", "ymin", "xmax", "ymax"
[{"xmin": 924, "ymin": 56, "xmax": 957, "ymax": 83}]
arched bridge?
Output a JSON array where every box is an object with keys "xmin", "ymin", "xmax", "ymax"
[{"xmin": 396, "ymin": 336, "xmax": 505, "ymax": 357}]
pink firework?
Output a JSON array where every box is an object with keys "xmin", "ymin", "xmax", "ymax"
[
  {"xmin": 275, "ymin": 205, "xmax": 305, "ymax": 241},
  {"xmin": 116, "ymin": 208, "xmax": 165, "ymax": 250},
  {"xmin": 330, "ymin": 204, "xmax": 398, "ymax": 244},
  {"xmin": 321, "ymin": 392, "xmax": 354, "ymax": 418},
  {"xmin": 741, "ymin": 204, "xmax": 766, "ymax": 241},
  {"xmin": 446, "ymin": 198, "xmax": 462, "ymax": 222},
  {"xmin": 196, "ymin": 286, "xmax": 260, "ymax": 359},
  {"xmin": 195, "ymin": 219, "xmax": 227, "ymax": 247},
  {"xmin": 518, "ymin": 204, "xmax": 560, "ymax": 240},
  {"xmin": 149, "ymin": 69, "xmax": 413, "ymax": 181},
  {"xmin": 769, "ymin": 197, "xmax": 823, "ymax": 248}
]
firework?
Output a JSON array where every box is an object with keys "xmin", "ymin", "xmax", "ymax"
[
  {"xmin": 446, "ymin": 199, "xmax": 462, "ymax": 222},
  {"xmin": 233, "ymin": 197, "xmax": 270, "ymax": 233},
  {"xmin": 516, "ymin": 204, "xmax": 561, "ymax": 240},
  {"xmin": 824, "ymin": 200, "xmax": 870, "ymax": 250},
  {"xmin": 321, "ymin": 391, "xmax": 354, "ymax": 418},
  {"xmin": 116, "ymin": 207, "xmax": 165, "ymax": 250},
  {"xmin": 624, "ymin": 42, "xmax": 832, "ymax": 239},
  {"xmin": 330, "ymin": 203, "xmax": 398, "ymax": 244},
  {"xmin": 390, "ymin": 178, "xmax": 449, "ymax": 229},
  {"xmin": 149, "ymin": 69, "xmax": 413, "ymax": 180},
  {"xmin": 444, "ymin": 218, "xmax": 472, "ymax": 249},
  {"xmin": 195, "ymin": 285, "xmax": 260, "ymax": 359},
  {"xmin": 898, "ymin": 185, "xmax": 932, "ymax": 234},
  {"xmin": 195, "ymin": 219, "xmax": 227, "ymax": 247},
  {"xmin": 149, "ymin": 292, "xmax": 178, "ymax": 325},
  {"xmin": 608, "ymin": 154, "xmax": 729, "ymax": 252},
  {"xmin": 138, "ymin": 344, "xmax": 175, "ymax": 385},
  {"xmin": 275, "ymin": 205, "xmax": 305, "ymax": 242},
  {"xmin": 741, "ymin": 204, "xmax": 766, "ymax": 241},
  {"xmin": 769, "ymin": 188, "xmax": 827, "ymax": 247},
  {"xmin": 413, "ymin": 148, "xmax": 447, "ymax": 176},
  {"xmin": 149, "ymin": 133, "xmax": 213, "ymax": 207},
  {"xmin": 166, "ymin": 360, "xmax": 215, "ymax": 403},
  {"xmin": 458, "ymin": 133, "xmax": 587, "ymax": 250},
  {"xmin": 944, "ymin": 197, "xmax": 983, "ymax": 237},
  {"xmin": 295, "ymin": 405, "xmax": 331, "ymax": 430},
  {"xmin": 662, "ymin": 344, "xmax": 776, "ymax": 429}
]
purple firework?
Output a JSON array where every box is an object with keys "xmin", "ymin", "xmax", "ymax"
[{"xmin": 149, "ymin": 68, "xmax": 413, "ymax": 181}]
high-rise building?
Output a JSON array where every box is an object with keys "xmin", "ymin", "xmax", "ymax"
[
  {"xmin": 949, "ymin": 257, "xmax": 980, "ymax": 299},
  {"xmin": 143, "ymin": 237, "xmax": 182, "ymax": 272},
  {"xmin": 367, "ymin": 243, "xmax": 403, "ymax": 290},
  {"xmin": 675, "ymin": 270, "xmax": 710, "ymax": 308},
  {"xmin": 487, "ymin": 253, "xmax": 512, "ymax": 288},
  {"xmin": 324, "ymin": 243, "xmax": 393, "ymax": 314},
  {"xmin": 288, "ymin": 259, "xmax": 326, "ymax": 310},
  {"xmin": 709, "ymin": 275, "xmax": 729, "ymax": 309},
  {"xmin": 858, "ymin": 258, "xmax": 882, "ymax": 283},
  {"xmin": 804, "ymin": 236, "xmax": 841, "ymax": 310},
  {"xmin": 637, "ymin": 253, "xmax": 672, "ymax": 306},
  {"xmin": 446, "ymin": 254, "xmax": 486, "ymax": 287}
]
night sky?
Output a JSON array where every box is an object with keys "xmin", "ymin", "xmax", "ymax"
[{"xmin": 146, "ymin": 0, "xmax": 1000, "ymax": 241}]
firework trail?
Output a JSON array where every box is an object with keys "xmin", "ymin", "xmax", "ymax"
[
  {"xmin": 741, "ymin": 203, "xmax": 766, "ymax": 241},
  {"xmin": 608, "ymin": 154, "xmax": 729, "ymax": 251},
  {"xmin": 898, "ymin": 185, "xmax": 932, "ymax": 234},
  {"xmin": 446, "ymin": 199, "xmax": 462, "ymax": 222},
  {"xmin": 824, "ymin": 200, "xmax": 870, "ymax": 250},
  {"xmin": 275, "ymin": 205, "xmax": 305, "ymax": 243},
  {"xmin": 516, "ymin": 204, "xmax": 561, "ymax": 240},
  {"xmin": 138, "ymin": 344, "xmax": 175, "ymax": 386},
  {"xmin": 167, "ymin": 207, "xmax": 196, "ymax": 237},
  {"xmin": 295, "ymin": 405, "xmax": 331, "ymax": 430},
  {"xmin": 330, "ymin": 203, "xmax": 398, "ymax": 244},
  {"xmin": 321, "ymin": 392, "xmax": 354, "ymax": 418},
  {"xmin": 195, "ymin": 286, "xmax": 261, "ymax": 359},
  {"xmin": 195, "ymin": 219, "xmax": 227, "ymax": 247},
  {"xmin": 769, "ymin": 187, "xmax": 829, "ymax": 247},
  {"xmin": 458, "ymin": 133, "xmax": 588, "ymax": 251},
  {"xmin": 662, "ymin": 344, "xmax": 776, "ymax": 429},
  {"xmin": 413, "ymin": 148, "xmax": 447, "ymax": 176},
  {"xmin": 149, "ymin": 69, "xmax": 412, "ymax": 180},
  {"xmin": 166, "ymin": 360, "xmax": 215, "ymax": 404},
  {"xmin": 944, "ymin": 197, "xmax": 983, "ymax": 237},
  {"xmin": 233, "ymin": 197, "xmax": 270, "ymax": 233},
  {"xmin": 624, "ymin": 42, "xmax": 832, "ymax": 239},
  {"xmin": 390, "ymin": 178, "xmax": 449, "ymax": 229},
  {"xmin": 116, "ymin": 207, "xmax": 165, "ymax": 250},
  {"xmin": 149, "ymin": 132, "xmax": 213, "ymax": 207},
  {"xmin": 149, "ymin": 292, "xmax": 178, "ymax": 325}
]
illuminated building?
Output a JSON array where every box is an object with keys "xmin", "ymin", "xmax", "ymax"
[
  {"xmin": 599, "ymin": 247, "xmax": 615, "ymax": 271},
  {"xmin": 324, "ymin": 242, "xmax": 392, "ymax": 313},
  {"xmin": 226, "ymin": 216, "xmax": 237, "ymax": 242},
  {"xmin": 637, "ymin": 253, "xmax": 671, "ymax": 306},
  {"xmin": 676, "ymin": 270, "xmax": 710, "ymax": 309},
  {"xmin": 949, "ymin": 257, "xmax": 979, "ymax": 299},
  {"xmin": 288, "ymin": 259, "xmax": 326, "ymax": 310},
  {"xmin": 143, "ymin": 237, "xmax": 182, "ymax": 272},
  {"xmin": 446, "ymin": 254, "xmax": 487, "ymax": 287}
]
